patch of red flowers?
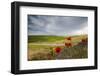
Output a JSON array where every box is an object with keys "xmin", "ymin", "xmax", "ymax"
[
  {"xmin": 65, "ymin": 43, "xmax": 72, "ymax": 47},
  {"xmin": 54, "ymin": 47, "xmax": 62, "ymax": 54}
]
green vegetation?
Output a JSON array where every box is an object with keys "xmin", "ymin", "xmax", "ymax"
[
  {"xmin": 28, "ymin": 35, "xmax": 65, "ymax": 43},
  {"xmin": 28, "ymin": 35, "xmax": 88, "ymax": 61},
  {"xmin": 57, "ymin": 45, "xmax": 88, "ymax": 59}
]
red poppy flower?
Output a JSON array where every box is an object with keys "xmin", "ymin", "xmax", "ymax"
[
  {"xmin": 69, "ymin": 43, "xmax": 72, "ymax": 46},
  {"xmin": 55, "ymin": 47, "xmax": 61, "ymax": 54},
  {"xmin": 81, "ymin": 39, "xmax": 86, "ymax": 42},
  {"xmin": 66, "ymin": 37, "xmax": 72, "ymax": 40},
  {"xmin": 65, "ymin": 43, "xmax": 72, "ymax": 47}
]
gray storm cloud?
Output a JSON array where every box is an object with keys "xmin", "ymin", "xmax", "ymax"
[{"xmin": 28, "ymin": 15, "xmax": 88, "ymax": 36}]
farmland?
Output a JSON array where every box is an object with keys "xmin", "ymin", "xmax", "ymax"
[{"xmin": 28, "ymin": 35, "xmax": 88, "ymax": 61}]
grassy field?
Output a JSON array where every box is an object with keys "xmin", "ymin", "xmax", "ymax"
[
  {"xmin": 28, "ymin": 35, "xmax": 88, "ymax": 61},
  {"xmin": 28, "ymin": 35, "xmax": 64, "ymax": 44}
]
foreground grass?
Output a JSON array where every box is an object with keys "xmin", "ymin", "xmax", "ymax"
[
  {"xmin": 57, "ymin": 45, "xmax": 88, "ymax": 59},
  {"xmin": 28, "ymin": 44, "xmax": 87, "ymax": 61}
]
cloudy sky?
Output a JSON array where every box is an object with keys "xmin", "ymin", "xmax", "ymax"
[{"xmin": 28, "ymin": 15, "xmax": 88, "ymax": 36}]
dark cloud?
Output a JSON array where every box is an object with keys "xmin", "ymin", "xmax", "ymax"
[{"xmin": 28, "ymin": 15, "xmax": 88, "ymax": 36}]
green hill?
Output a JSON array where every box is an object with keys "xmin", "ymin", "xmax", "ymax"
[
  {"xmin": 28, "ymin": 35, "xmax": 65, "ymax": 43},
  {"xmin": 28, "ymin": 35, "xmax": 87, "ymax": 43}
]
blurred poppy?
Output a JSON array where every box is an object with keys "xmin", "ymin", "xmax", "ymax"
[
  {"xmin": 81, "ymin": 38, "xmax": 87, "ymax": 42},
  {"xmin": 66, "ymin": 37, "xmax": 72, "ymax": 40},
  {"xmin": 82, "ymin": 39, "xmax": 85, "ymax": 42},
  {"xmin": 65, "ymin": 43, "xmax": 72, "ymax": 47},
  {"xmin": 54, "ymin": 47, "xmax": 61, "ymax": 54}
]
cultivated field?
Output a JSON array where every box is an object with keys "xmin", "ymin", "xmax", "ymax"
[{"xmin": 28, "ymin": 35, "xmax": 88, "ymax": 61}]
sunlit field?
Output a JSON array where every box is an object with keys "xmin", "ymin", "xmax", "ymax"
[{"xmin": 28, "ymin": 35, "xmax": 88, "ymax": 61}]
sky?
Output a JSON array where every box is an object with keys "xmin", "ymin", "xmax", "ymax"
[{"xmin": 28, "ymin": 15, "xmax": 88, "ymax": 36}]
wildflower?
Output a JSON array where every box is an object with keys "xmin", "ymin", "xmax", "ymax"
[
  {"xmin": 54, "ymin": 47, "xmax": 61, "ymax": 54},
  {"xmin": 81, "ymin": 38, "xmax": 87, "ymax": 43},
  {"xmin": 66, "ymin": 37, "xmax": 72, "ymax": 40},
  {"xmin": 65, "ymin": 43, "xmax": 72, "ymax": 47}
]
